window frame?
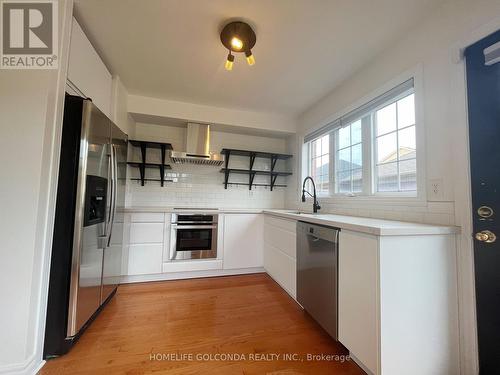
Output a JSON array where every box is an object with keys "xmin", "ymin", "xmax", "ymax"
[
  {"xmin": 371, "ymin": 89, "xmax": 417, "ymax": 197},
  {"xmin": 301, "ymin": 68, "xmax": 425, "ymax": 204},
  {"xmin": 305, "ymin": 132, "xmax": 333, "ymax": 197}
]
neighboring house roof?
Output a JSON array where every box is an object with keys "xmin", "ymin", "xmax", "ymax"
[
  {"xmin": 380, "ymin": 147, "xmax": 415, "ymax": 163},
  {"xmin": 313, "ymin": 148, "xmax": 416, "ymax": 176}
]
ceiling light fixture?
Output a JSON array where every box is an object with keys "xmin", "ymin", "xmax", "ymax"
[{"xmin": 220, "ymin": 21, "xmax": 256, "ymax": 70}]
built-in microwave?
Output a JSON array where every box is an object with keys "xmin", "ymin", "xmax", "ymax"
[{"xmin": 169, "ymin": 214, "xmax": 218, "ymax": 260}]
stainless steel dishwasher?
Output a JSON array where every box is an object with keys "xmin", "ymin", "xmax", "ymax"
[{"xmin": 297, "ymin": 221, "xmax": 340, "ymax": 340}]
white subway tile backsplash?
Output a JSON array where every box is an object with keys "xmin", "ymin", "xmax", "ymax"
[
  {"xmin": 291, "ymin": 197, "xmax": 455, "ymax": 226},
  {"xmin": 126, "ymin": 164, "xmax": 287, "ymax": 209}
]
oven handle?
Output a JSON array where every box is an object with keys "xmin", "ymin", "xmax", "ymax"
[
  {"xmin": 171, "ymin": 224, "xmax": 218, "ymax": 230},
  {"xmin": 171, "ymin": 221, "xmax": 214, "ymax": 224}
]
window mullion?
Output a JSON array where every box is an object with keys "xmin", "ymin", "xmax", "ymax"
[
  {"xmin": 362, "ymin": 115, "xmax": 372, "ymax": 195},
  {"xmin": 331, "ymin": 131, "xmax": 336, "ymax": 195},
  {"xmin": 396, "ymin": 102, "xmax": 401, "ymax": 192}
]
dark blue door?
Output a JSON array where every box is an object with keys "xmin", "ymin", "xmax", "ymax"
[{"xmin": 466, "ymin": 29, "xmax": 500, "ymax": 374}]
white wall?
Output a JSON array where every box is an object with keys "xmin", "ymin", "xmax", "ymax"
[
  {"xmin": 128, "ymin": 123, "xmax": 291, "ymax": 208},
  {"xmin": 0, "ymin": 1, "xmax": 73, "ymax": 374},
  {"xmin": 111, "ymin": 75, "xmax": 136, "ymax": 137},
  {"xmin": 128, "ymin": 94, "xmax": 297, "ymax": 134},
  {"xmin": 290, "ymin": 0, "xmax": 500, "ymax": 225},
  {"xmin": 291, "ymin": 1, "xmax": 500, "ymax": 373}
]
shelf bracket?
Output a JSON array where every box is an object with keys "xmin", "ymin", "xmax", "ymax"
[
  {"xmin": 223, "ymin": 150, "xmax": 231, "ymax": 189},
  {"xmin": 139, "ymin": 165, "xmax": 145, "ymax": 186},
  {"xmin": 270, "ymin": 155, "xmax": 278, "ymax": 190},
  {"xmin": 224, "ymin": 170, "xmax": 230, "ymax": 189},
  {"xmin": 249, "ymin": 153, "xmax": 256, "ymax": 171},
  {"xmin": 270, "ymin": 155, "xmax": 278, "ymax": 172},
  {"xmin": 249, "ymin": 171, "xmax": 256, "ymax": 190},
  {"xmin": 160, "ymin": 144, "xmax": 166, "ymax": 187},
  {"xmin": 270, "ymin": 174, "xmax": 278, "ymax": 191},
  {"xmin": 225, "ymin": 150, "xmax": 231, "ymax": 169},
  {"xmin": 139, "ymin": 142, "xmax": 147, "ymax": 186}
]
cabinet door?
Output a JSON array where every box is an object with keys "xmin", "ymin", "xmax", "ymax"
[
  {"xmin": 338, "ymin": 230, "xmax": 379, "ymax": 374},
  {"xmin": 126, "ymin": 214, "xmax": 165, "ymax": 276},
  {"xmin": 129, "ymin": 223, "xmax": 164, "ymax": 243},
  {"xmin": 263, "ymin": 215, "xmax": 297, "ymax": 299},
  {"xmin": 127, "ymin": 244, "xmax": 163, "ymax": 275},
  {"xmin": 68, "ymin": 18, "xmax": 112, "ymax": 117},
  {"xmin": 223, "ymin": 214, "xmax": 263, "ymax": 269},
  {"xmin": 264, "ymin": 243, "xmax": 296, "ymax": 298}
]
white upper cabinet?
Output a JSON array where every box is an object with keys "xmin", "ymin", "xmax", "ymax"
[
  {"xmin": 67, "ymin": 18, "xmax": 112, "ymax": 117},
  {"xmin": 223, "ymin": 214, "xmax": 264, "ymax": 270}
]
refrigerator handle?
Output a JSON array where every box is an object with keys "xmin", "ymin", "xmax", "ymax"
[
  {"xmin": 105, "ymin": 143, "xmax": 114, "ymax": 243},
  {"xmin": 107, "ymin": 144, "xmax": 118, "ymax": 247}
]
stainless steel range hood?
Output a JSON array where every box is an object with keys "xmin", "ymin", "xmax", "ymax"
[{"xmin": 170, "ymin": 123, "xmax": 224, "ymax": 166}]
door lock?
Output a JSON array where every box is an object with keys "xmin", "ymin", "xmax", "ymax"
[
  {"xmin": 475, "ymin": 230, "xmax": 497, "ymax": 243},
  {"xmin": 477, "ymin": 206, "xmax": 494, "ymax": 218}
]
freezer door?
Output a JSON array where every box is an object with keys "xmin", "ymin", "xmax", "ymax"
[
  {"xmin": 67, "ymin": 100, "xmax": 110, "ymax": 337},
  {"xmin": 101, "ymin": 124, "xmax": 128, "ymax": 303}
]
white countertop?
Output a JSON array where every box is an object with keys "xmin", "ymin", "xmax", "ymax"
[
  {"xmin": 264, "ymin": 210, "xmax": 460, "ymax": 236},
  {"xmin": 123, "ymin": 206, "xmax": 459, "ymax": 236},
  {"xmin": 123, "ymin": 206, "xmax": 264, "ymax": 214}
]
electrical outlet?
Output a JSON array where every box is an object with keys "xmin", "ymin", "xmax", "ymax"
[{"xmin": 428, "ymin": 178, "xmax": 444, "ymax": 201}]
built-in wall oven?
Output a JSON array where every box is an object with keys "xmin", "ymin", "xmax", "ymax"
[{"xmin": 169, "ymin": 214, "xmax": 218, "ymax": 260}]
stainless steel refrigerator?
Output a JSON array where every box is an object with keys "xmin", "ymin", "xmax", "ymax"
[{"xmin": 44, "ymin": 95, "xmax": 127, "ymax": 357}]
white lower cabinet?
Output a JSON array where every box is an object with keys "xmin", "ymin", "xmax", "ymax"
[
  {"xmin": 263, "ymin": 215, "xmax": 297, "ymax": 298},
  {"xmin": 338, "ymin": 229, "xmax": 459, "ymax": 375},
  {"xmin": 338, "ymin": 230, "xmax": 379, "ymax": 374},
  {"xmin": 124, "ymin": 213, "xmax": 166, "ymax": 276},
  {"xmin": 223, "ymin": 214, "xmax": 264, "ymax": 269},
  {"xmin": 127, "ymin": 244, "xmax": 163, "ymax": 275}
]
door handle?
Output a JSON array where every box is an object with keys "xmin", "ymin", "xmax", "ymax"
[{"xmin": 475, "ymin": 230, "xmax": 497, "ymax": 243}]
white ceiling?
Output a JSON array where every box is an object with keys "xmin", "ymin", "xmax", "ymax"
[{"xmin": 74, "ymin": 0, "xmax": 441, "ymax": 116}]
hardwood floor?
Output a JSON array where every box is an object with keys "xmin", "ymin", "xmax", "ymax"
[{"xmin": 40, "ymin": 273, "xmax": 364, "ymax": 374}]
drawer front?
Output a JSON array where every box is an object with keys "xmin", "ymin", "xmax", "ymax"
[
  {"xmin": 264, "ymin": 244, "xmax": 296, "ymax": 298},
  {"xmin": 265, "ymin": 215, "xmax": 297, "ymax": 233},
  {"xmin": 264, "ymin": 224, "xmax": 296, "ymax": 259},
  {"xmin": 127, "ymin": 244, "xmax": 163, "ymax": 275},
  {"xmin": 130, "ymin": 212, "xmax": 165, "ymax": 223},
  {"xmin": 130, "ymin": 223, "xmax": 164, "ymax": 244}
]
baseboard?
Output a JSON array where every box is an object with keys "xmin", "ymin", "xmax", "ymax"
[
  {"xmin": 0, "ymin": 355, "xmax": 44, "ymax": 375},
  {"xmin": 120, "ymin": 267, "xmax": 266, "ymax": 284}
]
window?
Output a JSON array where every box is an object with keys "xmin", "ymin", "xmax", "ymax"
[
  {"xmin": 374, "ymin": 93, "xmax": 416, "ymax": 192},
  {"xmin": 335, "ymin": 119, "xmax": 363, "ymax": 194},
  {"xmin": 303, "ymin": 78, "xmax": 417, "ymax": 198},
  {"xmin": 308, "ymin": 134, "xmax": 330, "ymax": 195}
]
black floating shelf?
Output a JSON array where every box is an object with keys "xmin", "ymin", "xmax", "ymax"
[
  {"xmin": 223, "ymin": 182, "xmax": 287, "ymax": 188},
  {"xmin": 128, "ymin": 140, "xmax": 174, "ymax": 186},
  {"xmin": 130, "ymin": 178, "xmax": 174, "ymax": 183},
  {"xmin": 127, "ymin": 162, "xmax": 172, "ymax": 169},
  {"xmin": 220, "ymin": 168, "xmax": 292, "ymax": 177},
  {"xmin": 220, "ymin": 148, "xmax": 293, "ymax": 191},
  {"xmin": 221, "ymin": 148, "xmax": 292, "ymax": 160}
]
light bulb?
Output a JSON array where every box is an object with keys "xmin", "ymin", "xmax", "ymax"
[
  {"xmin": 225, "ymin": 53, "xmax": 234, "ymax": 71},
  {"xmin": 231, "ymin": 37, "xmax": 243, "ymax": 50},
  {"xmin": 245, "ymin": 50, "xmax": 255, "ymax": 66}
]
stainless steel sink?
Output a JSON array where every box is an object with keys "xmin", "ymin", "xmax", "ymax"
[{"xmin": 286, "ymin": 211, "xmax": 308, "ymax": 215}]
